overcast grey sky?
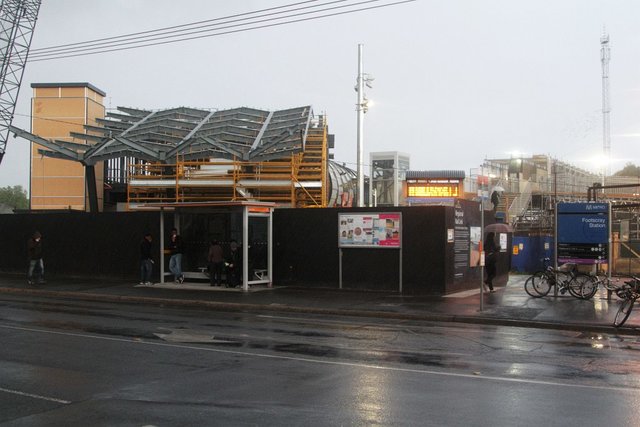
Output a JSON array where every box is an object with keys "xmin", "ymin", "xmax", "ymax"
[{"xmin": 0, "ymin": 0, "xmax": 638, "ymax": 190}]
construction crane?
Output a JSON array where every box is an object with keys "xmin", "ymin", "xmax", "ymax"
[{"xmin": 0, "ymin": 0, "xmax": 41, "ymax": 165}]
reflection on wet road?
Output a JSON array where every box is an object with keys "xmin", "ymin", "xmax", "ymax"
[{"xmin": 1, "ymin": 295, "xmax": 640, "ymax": 425}]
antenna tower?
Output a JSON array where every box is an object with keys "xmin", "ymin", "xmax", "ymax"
[{"xmin": 600, "ymin": 31, "xmax": 611, "ymax": 178}]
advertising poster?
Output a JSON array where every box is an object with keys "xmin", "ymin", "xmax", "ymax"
[
  {"xmin": 338, "ymin": 213, "xmax": 401, "ymax": 248},
  {"xmin": 469, "ymin": 226, "xmax": 481, "ymax": 267},
  {"xmin": 499, "ymin": 233, "xmax": 507, "ymax": 253}
]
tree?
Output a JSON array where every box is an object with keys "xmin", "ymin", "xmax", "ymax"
[
  {"xmin": 0, "ymin": 185, "xmax": 28, "ymax": 209},
  {"xmin": 614, "ymin": 163, "xmax": 640, "ymax": 177}
]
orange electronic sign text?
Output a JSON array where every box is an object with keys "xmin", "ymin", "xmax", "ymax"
[{"xmin": 408, "ymin": 184, "xmax": 459, "ymax": 198}]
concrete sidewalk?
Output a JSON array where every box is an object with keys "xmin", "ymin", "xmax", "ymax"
[{"xmin": 0, "ymin": 273, "xmax": 638, "ymax": 335}]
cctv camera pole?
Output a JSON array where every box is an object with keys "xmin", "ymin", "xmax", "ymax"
[{"xmin": 356, "ymin": 44, "xmax": 365, "ymax": 207}]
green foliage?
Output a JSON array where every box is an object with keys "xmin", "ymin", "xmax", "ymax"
[
  {"xmin": 0, "ymin": 185, "xmax": 28, "ymax": 209},
  {"xmin": 613, "ymin": 163, "xmax": 640, "ymax": 177}
]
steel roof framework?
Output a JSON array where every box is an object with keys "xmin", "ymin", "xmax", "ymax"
[
  {"xmin": 10, "ymin": 104, "xmax": 332, "ymax": 209},
  {"xmin": 11, "ymin": 105, "xmax": 313, "ymax": 165}
]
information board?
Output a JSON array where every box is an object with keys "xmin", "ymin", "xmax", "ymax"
[
  {"xmin": 338, "ymin": 212, "xmax": 401, "ymax": 248},
  {"xmin": 557, "ymin": 202, "xmax": 609, "ymax": 264},
  {"xmin": 407, "ymin": 184, "xmax": 460, "ymax": 198}
]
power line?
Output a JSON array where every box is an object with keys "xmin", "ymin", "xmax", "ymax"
[
  {"xmin": 30, "ymin": 0, "xmax": 328, "ymax": 54},
  {"xmin": 28, "ymin": 0, "xmax": 401, "ymax": 60},
  {"xmin": 27, "ymin": 0, "xmax": 415, "ymax": 62}
]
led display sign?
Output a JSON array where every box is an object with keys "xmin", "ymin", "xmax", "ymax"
[{"xmin": 407, "ymin": 184, "xmax": 459, "ymax": 198}]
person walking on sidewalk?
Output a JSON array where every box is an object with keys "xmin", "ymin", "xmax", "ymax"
[
  {"xmin": 483, "ymin": 231, "xmax": 499, "ymax": 293},
  {"xmin": 139, "ymin": 232, "xmax": 154, "ymax": 285},
  {"xmin": 208, "ymin": 240, "xmax": 224, "ymax": 287},
  {"xmin": 168, "ymin": 228, "xmax": 184, "ymax": 284},
  {"xmin": 27, "ymin": 231, "xmax": 45, "ymax": 285}
]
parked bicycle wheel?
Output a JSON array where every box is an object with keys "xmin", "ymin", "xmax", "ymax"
[
  {"xmin": 524, "ymin": 274, "xmax": 543, "ymax": 298},
  {"xmin": 570, "ymin": 274, "xmax": 597, "ymax": 300},
  {"xmin": 613, "ymin": 296, "xmax": 636, "ymax": 327},
  {"xmin": 531, "ymin": 271, "xmax": 552, "ymax": 297}
]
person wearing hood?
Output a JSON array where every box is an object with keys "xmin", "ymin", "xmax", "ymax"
[{"xmin": 27, "ymin": 231, "xmax": 45, "ymax": 285}]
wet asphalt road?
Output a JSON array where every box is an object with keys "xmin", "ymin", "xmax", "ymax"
[{"xmin": 1, "ymin": 294, "xmax": 640, "ymax": 426}]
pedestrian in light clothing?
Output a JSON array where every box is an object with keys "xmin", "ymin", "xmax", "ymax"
[
  {"xmin": 208, "ymin": 240, "xmax": 224, "ymax": 287},
  {"xmin": 483, "ymin": 231, "xmax": 499, "ymax": 293},
  {"xmin": 168, "ymin": 228, "xmax": 184, "ymax": 284},
  {"xmin": 140, "ymin": 233, "xmax": 154, "ymax": 285},
  {"xmin": 27, "ymin": 231, "xmax": 45, "ymax": 285}
]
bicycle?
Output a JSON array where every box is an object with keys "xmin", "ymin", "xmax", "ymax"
[
  {"xmin": 525, "ymin": 259, "xmax": 594, "ymax": 299},
  {"xmin": 585, "ymin": 273, "xmax": 636, "ymax": 300},
  {"xmin": 612, "ymin": 276, "xmax": 640, "ymax": 327}
]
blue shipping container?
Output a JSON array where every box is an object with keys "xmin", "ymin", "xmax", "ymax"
[{"xmin": 511, "ymin": 235, "xmax": 555, "ymax": 273}]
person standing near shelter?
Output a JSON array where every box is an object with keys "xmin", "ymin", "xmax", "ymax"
[
  {"xmin": 168, "ymin": 228, "xmax": 184, "ymax": 284},
  {"xmin": 139, "ymin": 232, "xmax": 154, "ymax": 285},
  {"xmin": 27, "ymin": 231, "xmax": 45, "ymax": 285},
  {"xmin": 227, "ymin": 239, "xmax": 242, "ymax": 288},
  {"xmin": 483, "ymin": 231, "xmax": 499, "ymax": 293},
  {"xmin": 208, "ymin": 240, "xmax": 224, "ymax": 287}
]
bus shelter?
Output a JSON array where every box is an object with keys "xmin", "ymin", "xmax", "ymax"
[{"xmin": 134, "ymin": 201, "xmax": 275, "ymax": 292}]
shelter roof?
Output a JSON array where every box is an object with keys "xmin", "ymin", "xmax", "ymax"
[
  {"xmin": 406, "ymin": 170, "xmax": 466, "ymax": 179},
  {"xmin": 130, "ymin": 201, "xmax": 277, "ymax": 211}
]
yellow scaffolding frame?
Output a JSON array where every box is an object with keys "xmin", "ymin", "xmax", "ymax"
[{"xmin": 127, "ymin": 119, "xmax": 328, "ymax": 209}]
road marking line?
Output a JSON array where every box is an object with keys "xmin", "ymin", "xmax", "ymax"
[
  {"xmin": 1, "ymin": 323, "xmax": 638, "ymax": 394},
  {"xmin": 0, "ymin": 387, "xmax": 70, "ymax": 404}
]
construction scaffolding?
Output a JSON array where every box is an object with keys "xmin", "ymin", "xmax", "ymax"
[
  {"xmin": 467, "ymin": 154, "xmax": 640, "ymax": 232},
  {"xmin": 127, "ymin": 128, "xmax": 328, "ymax": 208},
  {"xmin": 11, "ymin": 104, "xmax": 334, "ymax": 209}
]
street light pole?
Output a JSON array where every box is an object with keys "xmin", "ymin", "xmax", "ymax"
[{"xmin": 356, "ymin": 43, "xmax": 365, "ymax": 207}]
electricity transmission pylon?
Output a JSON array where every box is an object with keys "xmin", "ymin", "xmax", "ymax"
[{"xmin": 0, "ymin": 0, "xmax": 41, "ymax": 165}]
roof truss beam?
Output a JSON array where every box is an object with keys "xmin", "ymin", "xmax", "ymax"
[{"xmin": 9, "ymin": 125, "xmax": 81, "ymax": 162}]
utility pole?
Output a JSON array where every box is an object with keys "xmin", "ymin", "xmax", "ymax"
[
  {"xmin": 601, "ymin": 30, "xmax": 611, "ymax": 181},
  {"xmin": 355, "ymin": 44, "xmax": 372, "ymax": 207}
]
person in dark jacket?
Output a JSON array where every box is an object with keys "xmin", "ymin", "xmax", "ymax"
[
  {"xmin": 227, "ymin": 239, "xmax": 242, "ymax": 288},
  {"xmin": 27, "ymin": 231, "xmax": 44, "ymax": 285},
  {"xmin": 139, "ymin": 233, "xmax": 154, "ymax": 285},
  {"xmin": 483, "ymin": 231, "xmax": 499, "ymax": 292},
  {"xmin": 207, "ymin": 240, "xmax": 224, "ymax": 287},
  {"xmin": 168, "ymin": 228, "xmax": 184, "ymax": 284}
]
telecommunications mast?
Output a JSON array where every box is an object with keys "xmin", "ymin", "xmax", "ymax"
[
  {"xmin": 0, "ymin": 0, "xmax": 42, "ymax": 165},
  {"xmin": 600, "ymin": 31, "xmax": 611, "ymax": 179}
]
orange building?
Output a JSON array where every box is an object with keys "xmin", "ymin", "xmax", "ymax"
[{"xmin": 29, "ymin": 82, "xmax": 105, "ymax": 211}]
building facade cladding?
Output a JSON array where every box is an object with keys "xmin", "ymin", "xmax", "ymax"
[{"xmin": 30, "ymin": 82, "xmax": 106, "ymax": 211}]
